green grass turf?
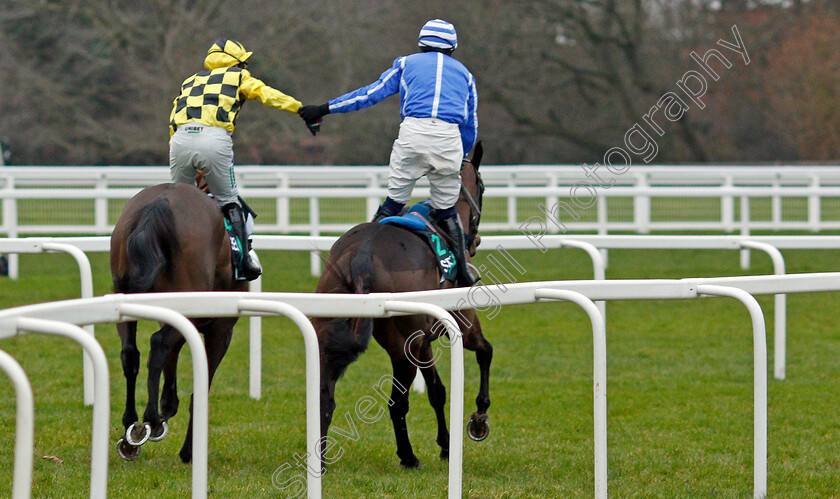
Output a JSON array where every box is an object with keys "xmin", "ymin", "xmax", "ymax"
[
  {"xmin": 0, "ymin": 242, "xmax": 840, "ymax": 497},
  {"xmin": 11, "ymin": 193, "xmax": 840, "ymax": 229}
]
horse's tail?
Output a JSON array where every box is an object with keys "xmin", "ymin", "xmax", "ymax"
[
  {"xmin": 120, "ymin": 198, "xmax": 179, "ymax": 293},
  {"xmin": 349, "ymin": 237, "xmax": 374, "ymax": 295},
  {"xmin": 323, "ymin": 237, "xmax": 376, "ymax": 370},
  {"xmin": 348, "ymin": 238, "xmax": 375, "ymax": 344}
]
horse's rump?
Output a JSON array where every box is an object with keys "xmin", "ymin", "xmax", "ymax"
[
  {"xmin": 315, "ymin": 223, "xmax": 441, "ymax": 364},
  {"xmin": 111, "ymin": 183, "xmax": 234, "ymax": 295},
  {"xmin": 320, "ymin": 223, "xmax": 441, "ymax": 294}
]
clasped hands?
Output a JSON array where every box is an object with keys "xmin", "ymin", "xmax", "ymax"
[{"xmin": 298, "ymin": 103, "xmax": 330, "ymax": 136}]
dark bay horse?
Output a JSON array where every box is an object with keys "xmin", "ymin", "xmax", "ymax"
[
  {"xmin": 312, "ymin": 142, "xmax": 493, "ymax": 469},
  {"xmin": 110, "ymin": 182, "xmax": 246, "ymax": 462}
]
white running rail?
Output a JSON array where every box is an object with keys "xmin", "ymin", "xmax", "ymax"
[
  {"xmin": 0, "ymin": 317, "xmax": 110, "ymax": 499},
  {"xmin": 4, "ymin": 165, "xmax": 840, "ymax": 239},
  {"xmin": 5, "ymin": 272, "xmax": 840, "ymax": 497},
  {"xmin": 0, "ymin": 348, "xmax": 33, "ymax": 499},
  {"xmin": 4, "ymin": 233, "xmax": 839, "ymax": 404}
]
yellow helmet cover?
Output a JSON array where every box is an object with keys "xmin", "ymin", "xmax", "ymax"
[{"xmin": 204, "ymin": 39, "xmax": 253, "ymax": 70}]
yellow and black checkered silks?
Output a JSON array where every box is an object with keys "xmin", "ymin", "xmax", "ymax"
[
  {"xmin": 170, "ymin": 67, "xmax": 247, "ymax": 133},
  {"xmin": 168, "ymin": 40, "xmax": 302, "ymax": 135}
]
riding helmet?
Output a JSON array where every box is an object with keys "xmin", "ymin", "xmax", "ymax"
[{"xmin": 418, "ymin": 19, "xmax": 458, "ymax": 51}]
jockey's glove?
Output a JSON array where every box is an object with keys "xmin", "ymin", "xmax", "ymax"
[{"xmin": 299, "ymin": 103, "xmax": 330, "ymax": 124}]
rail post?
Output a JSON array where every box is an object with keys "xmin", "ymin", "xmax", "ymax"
[
  {"xmin": 237, "ymin": 299, "xmax": 321, "ymax": 499},
  {"xmin": 696, "ymin": 285, "xmax": 767, "ymax": 499},
  {"xmin": 11, "ymin": 317, "xmax": 110, "ymax": 499},
  {"xmin": 0, "ymin": 348, "xmax": 34, "ymax": 499},
  {"xmin": 534, "ymin": 289, "xmax": 607, "ymax": 499}
]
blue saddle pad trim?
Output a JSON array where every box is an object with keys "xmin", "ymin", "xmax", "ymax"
[
  {"xmin": 379, "ymin": 212, "xmax": 427, "ymax": 231},
  {"xmin": 379, "ymin": 201, "xmax": 432, "ymax": 231}
]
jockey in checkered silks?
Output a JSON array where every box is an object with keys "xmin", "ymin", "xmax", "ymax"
[
  {"xmin": 299, "ymin": 19, "xmax": 479, "ymax": 286},
  {"xmin": 168, "ymin": 39, "xmax": 312, "ymax": 281}
]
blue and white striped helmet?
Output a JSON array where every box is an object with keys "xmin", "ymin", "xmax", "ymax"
[{"xmin": 418, "ymin": 19, "xmax": 458, "ymax": 51}]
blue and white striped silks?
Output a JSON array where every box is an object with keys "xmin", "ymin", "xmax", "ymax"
[{"xmin": 327, "ymin": 51, "xmax": 478, "ymax": 156}]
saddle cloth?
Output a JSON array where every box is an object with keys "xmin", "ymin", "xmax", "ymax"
[
  {"xmin": 222, "ymin": 196, "xmax": 257, "ymax": 280},
  {"xmin": 223, "ymin": 217, "xmax": 244, "ymax": 272},
  {"xmin": 379, "ymin": 201, "xmax": 458, "ymax": 283}
]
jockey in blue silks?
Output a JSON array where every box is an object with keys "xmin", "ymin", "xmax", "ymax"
[{"xmin": 299, "ymin": 19, "xmax": 479, "ymax": 286}]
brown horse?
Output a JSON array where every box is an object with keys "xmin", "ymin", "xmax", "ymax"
[
  {"xmin": 110, "ymin": 182, "xmax": 246, "ymax": 462},
  {"xmin": 312, "ymin": 142, "xmax": 492, "ymax": 469}
]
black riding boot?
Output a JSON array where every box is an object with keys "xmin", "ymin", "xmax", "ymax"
[
  {"xmin": 222, "ymin": 203, "xmax": 262, "ymax": 281},
  {"xmin": 371, "ymin": 198, "xmax": 404, "ymax": 223},
  {"xmin": 438, "ymin": 212, "xmax": 477, "ymax": 287}
]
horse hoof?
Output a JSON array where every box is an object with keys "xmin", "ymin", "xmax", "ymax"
[
  {"xmin": 116, "ymin": 438, "xmax": 141, "ymax": 461},
  {"xmin": 148, "ymin": 421, "xmax": 169, "ymax": 442},
  {"xmin": 467, "ymin": 413, "xmax": 490, "ymax": 441},
  {"xmin": 399, "ymin": 457, "xmax": 423, "ymax": 470},
  {"xmin": 125, "ymin": 422, "xmax": 151, "ymax": 446},
  {"xmin": 439, "ymin": 449, "xmax": 450, "ymax": 461}
]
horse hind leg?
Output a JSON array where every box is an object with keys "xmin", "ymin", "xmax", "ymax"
[
  {"xmin": 387, "ymin": 355, "xmax": 422, "ymax": 469},
  {"xmin": 150, "ymin": 333, "xmax": 185, "ymax": 443},
  {"xmin": 316, "ymin": 353, "xmax": 343, "ymax": 474},
  {"xmin": 117, "ymin": 321, "xmax": 143, "ymax": 460},
  {"xmin": 417, "ymin": 344, "xmax": 450, "ymax": 460},
  {"xmin": 160, "ymin": 332, "xmax": 185, "ymax": 418},
  {"xmin": 319, "ymin": 351, "xmax": 344, "ymax": 445},
  {"xmin": 118, "ymin": 321, "xmax": 140, "ymax": 427},
  {"xmin": 317, "ymin": 318, "xmax": 371, "ymax": 470},
  {"xmin": 142, "ymin": 324, "xmax": 180, "ymax": 443},
  {"xmin": 462, "ymin": 315, "xmax": 493, "ymax": 441},
  {"xmin": 179, "ymin": 318, "xmax": 235, "ymax": 463}
]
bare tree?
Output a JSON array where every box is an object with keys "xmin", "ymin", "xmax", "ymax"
[
  {"xmin": 480, "ymin": 0, "xmax": 720, "ymax": 162},
  {"xmin": 0, "ymin": 0, "xmax": 835, "ymax": 165}
]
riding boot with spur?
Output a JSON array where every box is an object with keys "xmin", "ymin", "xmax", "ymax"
[
  {"xmin": 437, "ymin": 211, "xmax": 477, "ymax": 287},
  {"xmin": 371, "ymin": 197, "xmax": 405, "ymax": 223},
  {"xmin": 222, "ymin": 203, "xmax": 262, "ymax": 281}
]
